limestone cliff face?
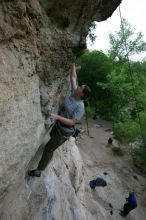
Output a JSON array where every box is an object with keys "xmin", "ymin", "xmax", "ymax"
[{"xmin": 0, "ymin": 0, "xmax": 121, "ymax": 219}]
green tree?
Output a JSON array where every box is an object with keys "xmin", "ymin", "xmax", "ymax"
[
  {"xmin": 77, "ymin": 50, "xmax": 112, "ymax": 110},
  {"xmin": 108, "ymin": 18, "xmax": 146, "ymax": 62},
  {"xmin": 96, "ymin": 19, "xmax": 146, "ymax": 120}
]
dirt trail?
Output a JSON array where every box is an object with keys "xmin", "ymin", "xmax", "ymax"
[{"xmin": 77, "ymin": 118, "xmax": 146, "ymax": 220}]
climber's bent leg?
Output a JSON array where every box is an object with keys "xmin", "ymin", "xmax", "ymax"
[
  {"xmin": 28, "ymin": 126, "xmax": 67, "ymax": 177},
  {"xmin": 37, "ymin": 125, "xmax": 67, "ymax": 171}
]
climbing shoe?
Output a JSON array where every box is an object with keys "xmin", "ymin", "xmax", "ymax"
[
  {"xmin": 119, "ymin": 210, "xmax": 124, "ymax": 217},
  {"xmin": 28, "ymin": 169, "xmax": 41, "ymax": 177}
]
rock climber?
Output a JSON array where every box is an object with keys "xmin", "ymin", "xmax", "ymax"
[
  {"xmin": 120, "ymin": 191, "xmax": 137, "ymax": 217},
  {"xmin": 28, "ymin": 63, "xmax": 91, "ymax": 177}
]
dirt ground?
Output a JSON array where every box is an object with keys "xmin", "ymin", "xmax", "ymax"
[{"xmin": 76, "ymin": 118, "xmax": 146, "ymax": 220}]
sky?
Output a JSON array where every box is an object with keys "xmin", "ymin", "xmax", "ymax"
[{"xmin": 87, "ymin": 0, "xmax": 146, "ymax": 61}]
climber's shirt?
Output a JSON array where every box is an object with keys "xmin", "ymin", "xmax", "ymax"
[{"xmin": 56, "ymin": 95, "xmax": 84, "ymax": 138}]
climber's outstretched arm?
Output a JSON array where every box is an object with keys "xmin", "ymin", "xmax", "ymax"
[{"xmin": 70, "ymin": 63, "xmax": 77, "ymax": 92}]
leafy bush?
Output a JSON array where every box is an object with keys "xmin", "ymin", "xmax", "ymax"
[
  {"xmin": 114, "ymin": 121, "xmax": 140, "ymax": 144},
  {"xmin": 96, "ymin": 100, "xmax": 115, "ymax": 120},
  {"xmin": 133, "ymin": 148, "xmax": 146, "ymax": 166},
  {"xmin": 139, "ymin": 110, "xmax": 146, "ymax": 145}
]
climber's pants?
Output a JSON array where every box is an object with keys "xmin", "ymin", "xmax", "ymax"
[
  {"xmin": 37, "ymin": 125, "xmax": 67, "ymax": 170},
  {"xmin": 122, "ymin": 202, "xmax": 137, "ymax": 216}
]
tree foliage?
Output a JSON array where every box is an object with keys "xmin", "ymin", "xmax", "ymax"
[
  {"xmin": 108, "ymin": 18, "xmax": 146, "ymax": 62},
  {"xmin": 77, "ymin": 50, "xmax": 112, "ymax": 108},
  {"xmin": 114, "ymin": 121, "xmax": 141, "ymax": 144}
]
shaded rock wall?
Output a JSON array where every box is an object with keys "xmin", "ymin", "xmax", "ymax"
[{"xmin": 0, "ymin": 0, "xmax": 121, "ymax": 219}]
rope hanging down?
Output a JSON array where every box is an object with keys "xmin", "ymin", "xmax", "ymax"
[{"xmin": 118, "ymin": 6, "xmax": 145, "ymax": 146}]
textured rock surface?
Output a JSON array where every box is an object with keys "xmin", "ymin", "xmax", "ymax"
[
  {"xmin": 1, "ymin": 138, "xmax": 87, "ymax": 220},
  {"xmin": 0, "ymin": 0, "xmax": 121, "ymax": 219}
]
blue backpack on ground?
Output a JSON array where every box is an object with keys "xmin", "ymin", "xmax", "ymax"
[{"xmin": 89, "ymin": 177, "xmax": 107, "ymax": 189}]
